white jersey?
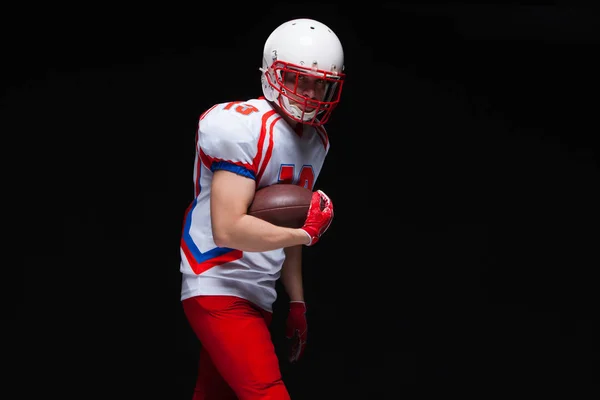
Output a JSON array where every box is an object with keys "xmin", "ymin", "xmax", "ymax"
[{"xmin": 179, "ymin": 97, "xmax": 330, "ymax": 312}]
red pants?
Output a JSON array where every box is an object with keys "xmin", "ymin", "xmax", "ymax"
[{"xmin": 182, "ymin": 295, "xmax": 291, "ymax": 400}]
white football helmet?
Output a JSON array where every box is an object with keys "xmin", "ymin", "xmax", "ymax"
[{"xmin": 260, "ymin": 18, "xmax": 345, "ymax": 126}]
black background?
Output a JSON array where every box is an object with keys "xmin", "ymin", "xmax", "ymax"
[{"xmin": 9, "ymin": 3, "xmax": 598, "ymax": 397}]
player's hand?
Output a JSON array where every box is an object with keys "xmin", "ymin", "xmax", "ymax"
[
  {"xmin": 285, "ymin": 301, "xmax": 307, "ymax": 363},
  {"xmin": 300, "ymin": 190, "xmax": 333, "ymax": 246}
]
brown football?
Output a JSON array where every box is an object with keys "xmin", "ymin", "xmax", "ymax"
[{"xmin": 248, "ymin": 184, "xmax": 313, "ymax": 228}]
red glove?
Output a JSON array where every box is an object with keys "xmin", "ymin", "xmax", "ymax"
[
  {"xmin": 285, "ymin": 301, "xmax": 307, "ymax": 363},
  {"xmin": 300, "ymin": 190, "xmax": 334, "ymax": 246}
]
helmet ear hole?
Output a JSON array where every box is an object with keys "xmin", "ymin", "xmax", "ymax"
[{"xmin": 261, "ymin": 62, "xmax": 280, "ymax": 102}]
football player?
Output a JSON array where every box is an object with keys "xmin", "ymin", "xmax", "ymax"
[{"xmin": 179, "ymin": 18, "xmax": 345, "ymax": 399}]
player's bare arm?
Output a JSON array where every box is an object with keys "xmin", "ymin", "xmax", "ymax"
[
  {"xmin": 281, "ymin": 245, "xmax": 304, "ymax": 302},
  {"xmin": 210, "ymin": 170, "xmax": 310, "ymax": 251}
]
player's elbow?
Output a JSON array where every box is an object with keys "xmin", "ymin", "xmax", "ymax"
[
  {"xmin": 213, "ymin": 234, "xmax": 233, "ymax": 249},
  {"xmin": 211, "ymin": 220, "xmax": 237, "ymax": 248},
  {"xmin": 212, "ymin": 227, "xmax": 232, "ymax": 248}
]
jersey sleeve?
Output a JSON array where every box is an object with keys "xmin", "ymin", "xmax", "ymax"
[{"xmin": 197, "ymin": 106, "xmax": 259, "ymax": 180}]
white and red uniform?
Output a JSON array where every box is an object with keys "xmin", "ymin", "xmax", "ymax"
[
  {"xmin": 180, "ymin": 97, "xmax": 329, "ymax": 312},
  {"xmin": 179, "ymin": 97, "xmax": 329, "ymax": 400}
]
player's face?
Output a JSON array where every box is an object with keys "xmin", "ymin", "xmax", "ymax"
[{"xmin": 282, "ymin": 71, "xmax": 328, "ymax": 112}]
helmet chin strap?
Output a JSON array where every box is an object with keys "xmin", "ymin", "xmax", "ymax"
[{"xmin": 280, "ymin": 95, "xmax": 317, "ymax": 122}]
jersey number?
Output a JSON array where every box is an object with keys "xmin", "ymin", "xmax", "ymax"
[
  {"xmin": 278, "ymin": 164, "xmax": 315, "ymax": 190},
  {"xmin": 223, "ymin": 101, "xmax": 259, "ymax": 115}
]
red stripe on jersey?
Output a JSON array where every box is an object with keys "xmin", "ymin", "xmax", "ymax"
[
  {"xmin": 182, "ymin": 241, "xmax": 243, "ymax": 275},
  {"xmin": 194, "ymin": 104, "xmax": 221, "ymax": 197},
  {"xmin": 199, "ymin": 147, "xmax": 256, "ymax": 174},
  {"xmin": 256, "ymin": 116, "xmax": 281, "ymax": 184},
  {"xmin": 253, "ymin": 110, "xmax": 277, "ymax": 173},
  {"xmin": 199, "ymin": 147, "xmax": 212, "ymax": 170},
  {"xmin": 200, "ymin": 104, "xmax": 218, "ymax": 120},
  {"xmin": 194, "ymin": 152, "xmax": 202, "ymax": 198},
  {"xmin": 194, "ymin": 119, "xmax": 202, "ymax": 198}
]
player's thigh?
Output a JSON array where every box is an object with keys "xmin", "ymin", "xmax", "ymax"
[{"xmin": 183, "ymin": 295, "xmax": 285, "ymax": 392}]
